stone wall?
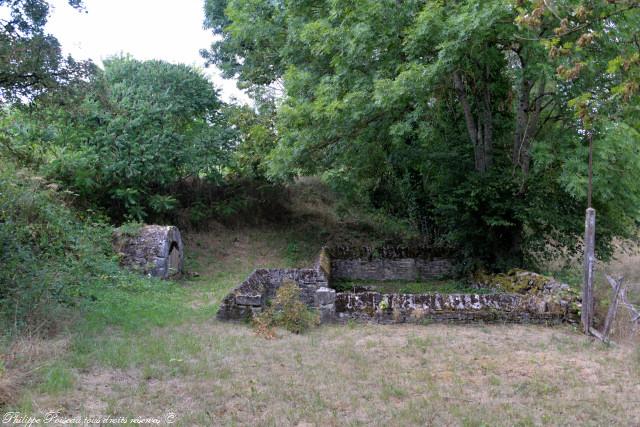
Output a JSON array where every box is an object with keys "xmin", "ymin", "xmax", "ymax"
[
  {"xmin": 334, "ymin": 291, "xmax": 578, "ymax": 324},
  {"xmin": 217, "ymin": 267, "xmax": 335, "ymax": 321},
  {"xmin": 327, "ymin": 244, "xmax": 450, "ymax": 260},
  {"xmin": 331, "ymin": 258, "xmax": 453, "ymax": 281},
  {"xmin": 326, "ymin": 244, "xmax": 454, "ymax": 281},
  {"xmin": 216, "ymin": 245, "xmax": 579, "ymax": 326}
]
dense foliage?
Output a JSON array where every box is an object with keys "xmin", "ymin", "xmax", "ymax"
[
  {"xmin": 3, "ymin": 57, "xmax": 236, "ymax": 221},
  {"xmin": 204, "ymin": 0, "xmax": 640, "ymax": 269},
  {"xmin": 0, "ymin": 161, "xmax": 160, "ymax": 333},
  {"xmin": 225, "ymin": 98, "xmax": 278, "ymax": 179}
]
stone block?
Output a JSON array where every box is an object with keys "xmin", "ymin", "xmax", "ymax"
[
  {"xmin": 318, "ymin": 303, "xmax": 336, "ymax": 322},
  {"xmin": 235, "ymin": 294, "xmax": 263, "ymax": 307},
  {"xmin": 113, "ymin": 225, "xmax": 184, "ymax": 279},
  {"xmin": 315, "ymin": 287, "xmax": 336, "ymax": 306}
]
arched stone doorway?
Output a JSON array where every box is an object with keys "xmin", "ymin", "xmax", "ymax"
[{"xmin": 113, "ymin": 225, "xmax": 184, "ymax": 279}]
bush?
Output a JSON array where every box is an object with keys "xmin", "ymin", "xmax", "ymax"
[
  {"xmin": 0, "ymin": 162, "xmax": 156, "ymax": 335},
  {"xmin": 4, "ymin": 57, "xmax": 236, "ymax": 222},
  {"xmin": 252, "ymin": 280, "xmax": 320, "ymax": 337}
]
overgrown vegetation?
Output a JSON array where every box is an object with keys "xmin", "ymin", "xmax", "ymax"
[
  {"xmin": 3, "ymin": 226, "xmax": 639, "ymax": 424},
  {"xmin": 0, "ymin": 161, "xmax": 167, "ymax": 334},
  {"xmin": 3, "ymin": 0, "xmax": 637, "ymax": 270},
  {"xmin": 205, "ymin": 0, "xmax": 640, "ymax": 270},
  {"xmin": 0, "ymin": 1, "xmax": 639, "ymax": 414},
  {"xmin": 253, "ymin": 280, "xmax": 320, "ymax": 338},
  {"xmin": 3, "ymin": 56, "xmax": 236, "ymax": 222}
]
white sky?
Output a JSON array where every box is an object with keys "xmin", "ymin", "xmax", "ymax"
[{"xmin": 45, "ymin": 0, "xmax": 250, "ymax": 104}]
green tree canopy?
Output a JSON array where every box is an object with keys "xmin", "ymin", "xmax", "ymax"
[
  {"xmin": 205, "ymin": 0, "xmax": 640, "ymax": 269},
  {"xmin": 6, "ymin": 57, "xmax": 235, "ymax": 221}
]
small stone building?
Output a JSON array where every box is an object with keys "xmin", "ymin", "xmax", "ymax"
[{"xmin": 113, "ymin": 225, "xmax": 184, "ymax": 279}]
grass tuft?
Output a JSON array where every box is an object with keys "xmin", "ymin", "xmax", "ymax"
[{"xmin": 39, "ymin": 364, "xmax": 74, "ymax": 395}]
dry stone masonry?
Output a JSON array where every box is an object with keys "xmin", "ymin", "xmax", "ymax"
[
  {"xmin": 335, "ymin": 292, "xmax": 574, "ymax": 324},
  {"xmin": 217, "ymin": 267, "xmax": 333, "ymax": 320},
  {"xmin": 329, "ymin": 244, "xmax": 453, "ymax": 281},
  {"xmin": 217, "ymin": 244, "xmax": 580, "ymax": 324},
  {"xmin": 113, "ymin": 225, "xmax": 184, "ymax": 279}
]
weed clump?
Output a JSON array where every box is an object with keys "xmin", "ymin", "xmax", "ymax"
[{"xmin": 253, "ymin": 280, "xmax": 320, "ymax": 338}]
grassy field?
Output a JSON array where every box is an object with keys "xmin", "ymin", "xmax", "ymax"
[
  {"xmin": 331, "ymin": 279, "xmax": 495, "ymax": 294},
  {"xmin": 3, "ymin": 224, "xmax": 640, "ymax": 426}
]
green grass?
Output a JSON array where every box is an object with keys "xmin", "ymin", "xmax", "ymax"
[
  {"xmin": 79, "ymin": 285, "xmax": 191, "ymax": 333},
  {"xmin": 46, "ymin": 225, "xmax": 322, "ymax": 377},
  {"xmin": 6, "ymin": 224, "xmax": 640, "ymax": 426},
  {"xmin": 38, "ymin": 363, "xmax": 74, "ymax": 395},
  {"xmin": 332, "ymin": 279, "xmax": 495, "ymax": 294}
]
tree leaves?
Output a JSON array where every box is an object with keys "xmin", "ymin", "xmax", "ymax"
[
  {"xmin": 208, "ymin": 0, "xmax": 639, "ymax": 268},
  {"xmin": 9, "ymin": 57, "xmax": 236, "ymax": 221}
]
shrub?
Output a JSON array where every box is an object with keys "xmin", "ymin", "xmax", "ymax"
[
  {"xmin": 5, "ymin": 57, "xmax": 236, "ymax": 222},
  {"xmin": 0, "ymin": 162, "xmax": 156, "ymax": 335},
  {"xmin": 253, "ymin": 280, "xmax": 320, "ymax": 337}
]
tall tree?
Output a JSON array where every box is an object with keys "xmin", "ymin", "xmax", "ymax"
[
  {"xmin": 0, "ymin": 0, "xmax": 94, "ymax": 102},
  {"xmin": 7, "ymin": 57, "xmax": 235, "ymax": 221},
  {"xmin": 205, "ymin": 0, "xmax": 640, "ymax": 268}
]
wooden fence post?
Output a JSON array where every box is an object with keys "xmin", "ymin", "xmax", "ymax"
[{"xmin": 582, "ymin": 208, "xmax": 596, "ymax": 335}]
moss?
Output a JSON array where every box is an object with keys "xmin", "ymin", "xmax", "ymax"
[{"xmin": 475, "ymin": 270, "xmax": 552, "ymax": 294}]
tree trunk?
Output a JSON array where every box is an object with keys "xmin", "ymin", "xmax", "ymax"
[
  {"xmin": 512, "ymin": 79, "xmax": 545, "ymax": 175},
  {"xmin": 512, "ymin": 79, "xmax": 530, "ymax": 169},
  {"xmin": 482, "ymin": 84, "xmax": 493, "ymax": 170},
  {"xmin": 453, "ymin": 71, "xmax": 492, "ymax": 173},
  {"xmin": 475, "ymin": 120, "xmax": 485, "ymax": 172}
]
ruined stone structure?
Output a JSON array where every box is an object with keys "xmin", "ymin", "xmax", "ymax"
[
  {"xmin": 335, "ymin": 292, "xmax": 574, "ymax": 324},
  {"xmin": 329, "ymin": 244, "xmax": 453, "ymax": 281},
  {"xmin": 217, "ymin": 244, "xmax": 580, "ymax": 324},
  {"xmin": 217, "ymin": 267, "xmax": 335, "ymax": 321},
  {"xmin": 113, "ymin": 225, "xmax": 184, "ymax": 279}
]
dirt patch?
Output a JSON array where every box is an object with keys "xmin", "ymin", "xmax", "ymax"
[{"xmin": 0, "ymin": 335, "xmax": 70, "ymax": 406}]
